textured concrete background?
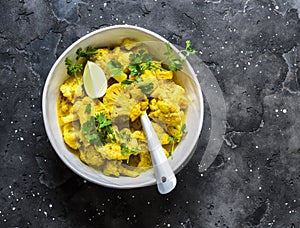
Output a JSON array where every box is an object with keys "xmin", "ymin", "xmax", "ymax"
[{"xmin": 0, "ymin": 0, "xmax": 300, "ymax": 227}]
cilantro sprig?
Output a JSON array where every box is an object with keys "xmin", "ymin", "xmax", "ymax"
[
  {"xmin": 81, "ymin": 111, "xmax": 115, "ymax": 146},
  {"xmin": 164, "ymin": 40, "xmax": 197, "ymax": 71},
  {"xmin": 168, "ymin": 136, "xmax": 179, "ymax": 155},
  {"xmin": 76, "ymin": 46, "xmax": 98, "ymax": 60},
  {"xmin": 120, "ymin": 143, "xmax": 140, "ymax": 156},
  {"xmin": 64, "ymin": 46, "xmax": 98, "ymax": 83},
  {"xmin": 128, "ymin": 49, "xmax": 155, "ymax": 77},
  {"xmin": 65, "ymin": 57, "xmax": 83, "ymax": 83}
]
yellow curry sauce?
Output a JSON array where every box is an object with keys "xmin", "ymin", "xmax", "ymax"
[{"xmin": 57, "ymin": 39, "xmax": 188, "ymax": 177}]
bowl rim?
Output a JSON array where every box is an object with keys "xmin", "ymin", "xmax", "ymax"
[{"xmin": 42, "ymin": 24, "xmax": 204, "ymax": 189}]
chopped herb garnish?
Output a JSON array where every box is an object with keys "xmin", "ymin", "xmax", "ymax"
[
  {"xmin": 107, "ymin": 59, "xmax": 124, "ymax": 77},
  {"xmin": 81, "ymin": 112, "xmax": 115, "ymax": 146},
  {"xmin": 120, "ymin": 143, "xmax": 140, "ymax": 155},
  {"xmin": 128, "ymin": 49, "xmax": 153, "ymax": 76},
  {"xmin": 168, "ymin": 136, "xmax": 179, "ymax": 154},
  {"xmin": 96, "ymin": 112, "xmax": 112, "ymax": 129},
  {"xmin": 81, "ymin": 116, "xmax": 96, "ymax": 134},
  {"xmin": 129, "ymin": 49, "xmax": 152, "ymax": 64},
  {"xmin": 121, "ymin": 79, "xmax": 135, "ymax": 86},
  {"xmin": 181, "ymin": 123, "xmax": 188, "ymax": 135},
  {"xmin": 163, "ymin": 40, "xmax": 197, "ymax": 71},
  {"xmin": 65, "ymin": 57, "xmax": 82, "ymax": 83},
  {"xmin": 76, "ymin": 46, "xmax": 98, "ymax": 60},
  {"xmin": 130, "ymin": 147, "xmax": 141, "ymax": 153},
  {"xmin": 85, "ymin": 104, "xmax": 91, "ymax": 114},
  {"xmin": 138, "ymin": 82, "xmax": 154, "ymax": 96},
  {"xmin": 81, "ymin": 116, "xmax": 103, "ymax": 146},
  {"xmin": 121, "ymin": 143, "xmax": 130, "ymax": 155}
]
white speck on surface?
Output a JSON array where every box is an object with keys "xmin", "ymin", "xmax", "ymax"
[
  {"xmin": 259, "ymin": 186, "xmax": 262, "ymax": 190},
  {"xmin": 103, "ymin": 2, "xmax": 107, "ymax": 7},
  {"xmin": 282, "ymin": 109, "xmax": 287, "ymax": 113},
  {"xmin": 255, "ymin": 146, "xmax": 259, "ymax": 148}
]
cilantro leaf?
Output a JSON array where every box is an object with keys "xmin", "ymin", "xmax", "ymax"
[
  {"xmin": 163, "ymin": 40, "xmax": 197, "ymax": 71},
  {"xmin": 121, "ymin": 143, "xmax": 130, "ymax": 155},
  {"xmin": 128, "ymin": 49, "xmax": 153, "ymax": 76},
  {"xmin": 185, "ymin": 40, "xmax": 197, "ymax": 55},
  {"xmin": 138, "ymin": 82, "xmax": 154, "ymax": 96},
  {"xmin": 181, "ymin": 124, "xmax": 188, "ymax": 135},
  {"xmin": 130, "ymin": 148, "xmax": 141, "ymax": 153},
  {"xmin": 107, "ymin": 59, "xmax": 124, "ymax": 77},
  {"xmin": 81, "ymin": 116, "xmax": 96, "ymax": 134},
  {"xmin": 121, "ymin": 79, "xmax": 135, "ymax": 86},
  {"xmin": 76, "ymin": 46, "xmax": 98, "ymax": 60},
  {"xmin": 168, "ymin": 136, "xmax": 179, "ymax": 155},
  {"xmin": 121, "ymin": 143, "xmax": 140, "ymax": 155},
  {"xmin": 85, "ymin": 104, "xmax": 91, "ymax": 114},
  {"xmin": 65, "ymin": 57, "xmax": 83, "ymax": 83}
]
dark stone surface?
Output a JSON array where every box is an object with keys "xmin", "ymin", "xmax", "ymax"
[{"xmin": 0, "ymin": 0, "xmax": 300, "ymax": 227}]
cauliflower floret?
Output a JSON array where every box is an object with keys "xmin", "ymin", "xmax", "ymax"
[
  {"xmin": 62, "ymin": 123, "xmax": 79, "ymax": 149},
  {"xmin": 102, "ymin": 160, "xmax": 140, "ymax": 177},
  {"xmin": 137, "ymin": 151, "xmax": 152, "ymax": 168},
  {"xmin": 152, "ymin": 122, "xmax": 170, "ymax": 145},
  {"xmin": 121, "ymin": 38, "xmax": 140, "ymax": 50},
  {"xmin": 140, "ymin": 69, "xmax": 157, "ymax": 79},
  {"xmin": 60, "ymin": 76, "xmax": 83, "ymax": 103},
  {"xmin": 96, "ymin": 143, "xmax": 129, "ymax": 161},
  {"xmin": 73, "ymin": 97, "xmax": 94, "ymax": 125},
  {"xmin": 132, "ymin": 130, "xmax": 146, "ymax": 140},
  {"xmin": 155, "ymin": 68, "xmax": 173, "ymax": 79},
  {"xmin": 140, "ymin": 62, "xmax": 173, "ymax": 80},
  {"xmin": 103, "ymin": 84, "xmax": 125, "ymax": 110},
  {"xmin": 106, "ymin": 83, "xmax": 148, "ymax": 122},
  {"xmin": 167, "ymin": 125, "xmax": 182, "ymax": 138},
  {"xmin": 129, "ymin": 99, "xmax": 148, "ymax": 121},
  {"xmin": 61, "ymin": 113, "xmax": 78, "ymax": 125},
  {"xmin": 150, "ymin": 79, "xmax": 187, "ymax": 109},
  {"xmin": 94, "ymin": 99, "xmax": 111, "ymax": 119},
  {"xmin": 149, "ymin": 99, "xmax": 182, "ymax": 127}
]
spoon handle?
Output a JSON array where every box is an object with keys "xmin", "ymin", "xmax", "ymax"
[{"xmin": 140, "ymin": 113, "xmax": 177, "ymax": 194}]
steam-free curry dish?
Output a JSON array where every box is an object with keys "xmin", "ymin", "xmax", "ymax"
[{"xmin": 57, "ymin": 39, "xmax": 189, "ymax": 177}]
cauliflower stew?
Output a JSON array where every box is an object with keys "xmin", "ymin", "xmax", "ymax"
[{"xmin": 57, "ymin": 39, "xmax": 190, "ymax": 177}]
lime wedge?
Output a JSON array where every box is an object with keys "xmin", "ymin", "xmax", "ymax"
[{"xmin": 83, "ymin": 61, "xmax": 107, "ymax": 98}]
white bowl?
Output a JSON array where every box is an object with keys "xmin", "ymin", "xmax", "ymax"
[{"xmin": 42, "ymin": 25, "xmax": 204, "ymax": 189}]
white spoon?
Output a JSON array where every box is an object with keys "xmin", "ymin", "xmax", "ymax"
[{"xmin": 140, "ymin": 112, "xmax": 177, "ymax": 194}]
